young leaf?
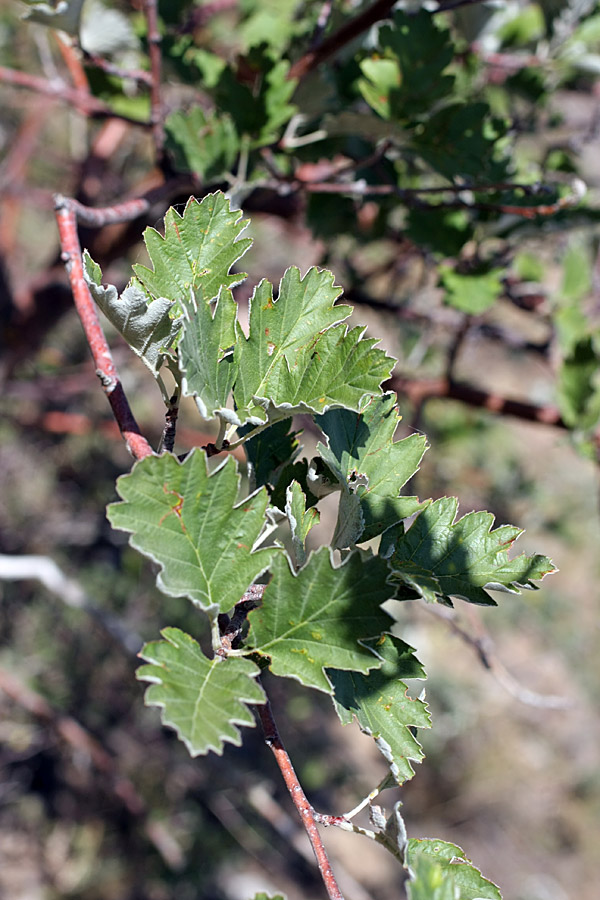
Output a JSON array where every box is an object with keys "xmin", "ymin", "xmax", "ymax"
[
  {"xmin": 107, "ymin": 451, "xmax": 275, "ymax": 614},
  {"xmin": 405, "ymin": 839, "xmax": 502, "ymax": 900},
  {"xmin": 329, "ymin": 634, "xmax": 430, "ymax": 784},
  {"xmin": 133, "ymin": 193, "xmax": 252, "ymax": 307},
  {"xmin": 382, "ymin": 497, "xmax": 555, "ymax": 607},
  {"xmin": 178, "ymin": 286, "xmax": 238, "ymax": 418},
  {"xmin": 137, "ymin": 628, "xmax": 265, "ymax": 756},
  {"xmin": 247, "ymin": 547, "xmax": 394, "ymax": 693},
  {"xmin": 233, "ymin": 266, "xmax": 350, "ymax": 422},
  {"xmin": 83, "ymin": 252, "xmax": 180, "ymax": 377},
  {"xmin": 317, "ymin": 393, "xmax": 428, "ymax": 544},
  {"xmin": 165, "ymin": 107, "xmax": 239, "ymax": 181},
  {"xmin": 233, "ymin": 268, "xmax": 393, "ymax": 423},
  {"xmin": 285, "ymin": 481, "xmax": 319, "ymax": 568}
]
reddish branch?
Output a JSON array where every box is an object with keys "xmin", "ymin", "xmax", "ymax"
[
  {"xmin": 256, "ymin": 700, "xmax": 345, "ymax": 900},
  {"xmin": 54, "ymin": 195, "xmax": 153, "ymax": 460},
  {"xmin": 391, "ymin": 375, "xmax": 567, "ymax": 428}
]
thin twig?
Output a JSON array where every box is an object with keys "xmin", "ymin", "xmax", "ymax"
[
  {"xmin": 144, "ymin": 0, "xmax": 165, "ymax": 157},
  {"xmin": 54, "ymin": 195, "xmax": 154, "ymax": 460},
  {"xmin": 288, "ymin": 0, "xmax": 396, "ymax": 80},
  {"xmin": 391, "ymin": 375, "xmax": 568, "ymax": 428},
  {"xmin": 423, "ymin": 604, "xmax": 571, "ymax": 710},
  {"xmin": 82, "ymin": 49, "xmax": 153, "ymax": 85},
  {"xmin": 256, "ymin": 699, "xmax": 345, "ymax": 900},
  {"xmin": 0, "ymin": 64, "xmax": 149, "ymax": 125}
]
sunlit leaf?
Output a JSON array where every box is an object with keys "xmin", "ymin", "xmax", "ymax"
[{"xmin": 108, "ymin": 451, "xmax": 276, "ymax": 614}]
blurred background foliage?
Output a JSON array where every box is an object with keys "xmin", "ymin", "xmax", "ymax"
[{"xmin": 0, "ymin": 0, "xmax": 600, "ymax": 898}]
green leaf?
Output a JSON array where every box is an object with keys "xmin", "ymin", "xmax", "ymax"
[
  {"xmin": 243, "ymin": 418, "xmax": 300, "ymax": 493},
  {"xmin": 557, "ymin": 335, "xmax": 600, "ymax": 429},
  {"xmin": 382, "ymin": 497, "xmax": 555, "ymax": 606},
  {"xmin": 560, "ymin": 241, "xmax": 593, "ymax": 303},
  {"xmin": 251, "ymin": 894, "xmax": 286, "ymax": 900},
  {"xmin": 247, "ymin": 548, "xmax": 393, "ymax": 693},
  {"xmin": 214, "ymin": 45, "xmax": 297, "ymax": 145},
  {"xmin": 107, "ymin": 451, "xmax": 275, "ymax": 614},
  {"xmin": 137, "ymin": 628, "xmax": 265, "ymax": 756},
  {"xmin": 413, "ymin": 103, "xmax": 509, "ymax": 183},
  {"xmin": 233, "ymin": 267, "xmax": 394, "ymax": 424},
  {"xmin": 405, "ymin": 839, "xmax": 502, "ymax": 900},
  {"xmin": 358, "ymin": 10, "xmax": 455, "ymax": 121},
  {"xmin": 329, "ymin": 634, "xmax": 430, "ymax": 784},
  {"xmin": 439, "ymin": 265, "xmax": 504, "ymax": 315},
  {"xmin": 407, "ymin": 208, "xmax": 473, "ymax": 258},
  {"xmin": 285, "ymin": 481, "xmax": 319, "ymax": 568},
  {"xmin": 317, "ymin": 393, "xmax": 428, "ymax": 544},
  {"xmin": 179, "ymin": 286, "xmax": 237, "ymax": 418},
  {"xmin": 83, "ymin": 251, "xmax": 180, "ymax": 377},
  {"xmin": 133, "ymin": 193, "xmax": 252, "ymax": 307},
  {"xmin": 165, "ymin": 107, "xmax": 239, "ymax": 180}
]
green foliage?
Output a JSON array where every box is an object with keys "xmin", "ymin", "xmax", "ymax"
[
  {"xmin": 405, "ymin": 839, "xmax": 502, "ymax": 900},
  {"xmin": 330, "ymin": 634, "xmax": 430, "ymax": 784},
  {"xmin": 88, "ymin": 192, "xmax": 555, "ymax": 897},
  {"xmin": 381, "ymin": 497, "xmax": 555, "ymax": 606},
  {"xmin": 247, "ymin": 549, "xmax": 393, "ymax": 693},
  {"xmin": 165, "ymin": 107, "xmax": 239, "ymax": 181},
  {"xmin": 138, "ymin": 628, "xmax": 265, "ymax": 756},
  {"xmin": 108, "ymin": 451, "xmax": 276, "ymax": 616},
  {"xmin": 439, "ymin": 264, "xmax": 505, "ymax": 314}
]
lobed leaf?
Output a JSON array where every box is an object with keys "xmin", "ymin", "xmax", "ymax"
[
  {"xmin": 318, "ymin": 393, "xmax": 428, "ymax": 544},
  {"xmin": 329, "ymin": 634, "xmax": 430, "ymax": 784},
  {"xmin": 107, "ymin": 450, "xmax": 275, "ymax": 614},
  {"xmin": 178, "ymin": 286, "xmax": 238, "ymax": 418},
  {"xmin": 138, "ymin": 628, "xmax": 264, "ymax": 756},
  {"xmin": 83, "ymin": 252, "xmax": 180, "ymax": 377},
  {"xmin": 405, "ymin": 839, "xmax": 502, "ymax": 900},
  {"xmin": 247, "ymin": 548, "xmax": 393, "ymax": 693},
  {"xmin": 133, "ymin": 193, "xmax": 252, "ymax": 307},
  {"xmin": 165, "ymin": 107, "xmax": 239, "ymax": 181},
  {"xmin": 382, "ymin": 497, "xmax": 555, "ymax": 606},
  {"xmin": 233, "ymin": 268, "xmax": 393, "ymax": 424}
]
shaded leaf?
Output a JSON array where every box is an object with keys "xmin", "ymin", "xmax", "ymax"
[
  {"xmin": 137, "ymin": 628, "xmax": 264, "ymax": 756},
  {"xmin": 243, "ymin": 419, "xmax": 301, "ymax": 494},
  {"xmin": 247, "ymin": 548, "xmax": 393, "ymax": 692},
  {"xmin": 406, "ymin": 839, "xmax": 502, "ymax": 900},
  {"xmin": 358, "ymin": 10, "xmax": 455, "ymax": 121},
  {"xmin": 317, "ymin": 393, "xmax": 428, "ymax": 544},
  {"xmin": 557, "ymin": 335, "xmax": 600, "ymax": 429},
  {"xmin": 330, "ymin": 634, "xmax": 430, "ymax": 784},
  {"xmin": 108, "ymin": 451, "xmax": 275, "ymax": 614},
  {"xmin": 382, "ymin": 497, "xmax": 555, "ymax": 606},
  {"xmin": 83, "ymin": 252, "xmax": 180, "ymax": 377},
  {"xmin": 133, "ymin": 193, "xmax": 252, "ymax": 307},
  {"xmin": 413, "ymin": 103, "xmax": 509, "ymax": 183}
]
